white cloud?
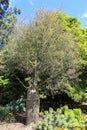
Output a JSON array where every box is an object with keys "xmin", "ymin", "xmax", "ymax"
[
  {"xmin": 28, "ymin": 0, "xmax": 34, "ymax": 6},
  {"xmin": 83, "ymin": 13, "xmax": 87, "ymax": 17},
  {"xmin": 82, "ymin": 12, "xmax": 87, "ymax": 18}
]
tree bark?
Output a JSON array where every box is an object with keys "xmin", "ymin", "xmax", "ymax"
[{"xmin": 26, "ymin": 87, "xmax": 40, "ymax": 125}]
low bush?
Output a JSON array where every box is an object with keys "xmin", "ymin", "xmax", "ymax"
[
  {"xmin": 34, "ymin": 106, "xmax": 86, "ymax": 130},
  {"xmin": 0, "ymin": 106, "xmax": 15, "ymax": 123},
  {"xmin": 6, "ymin": 96, "xmax": 26, "ymax": 113},
  {"xmin": 62, "ymin": 84, "xmax": 87, "ymax": 103}
]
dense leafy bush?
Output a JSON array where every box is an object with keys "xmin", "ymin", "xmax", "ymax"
[
  {"xmin": 62, "ymin": 84, "xmax": 87, "ymax": 103},
  {"xmin": 6, "ymin": 96, "xmax": 26, "ymax": 113},
  {"xmin": 0, "ymin": 106, "xmax": 15, "ymax": 122},
  {"xmin": 34, "ymin": 106, "xmax": 86, "ymax": 130}
]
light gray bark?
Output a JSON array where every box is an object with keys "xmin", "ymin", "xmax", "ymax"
[{"xmin": 26, "ymin": 88, "xmax": 40, "ymax": 125}]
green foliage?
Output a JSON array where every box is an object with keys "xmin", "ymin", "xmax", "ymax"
[
  {"xmin": 0, "ymin": 0, "xmax": 9, "ymax": 19},
  {"xmin": 62, "ymin": 84, "xmax": 87, "ymax": 102},
  {"xmin": 24, "ymin": 77, "xmax": 31, "ymax": 82},
  {"xmin": 0, "ymin": 71, "xmax": 26, "ymax": 105},
  {"xmin": 0, "ymin": 0, "xmax": 21, "ymax": 46},
  {"xmin": 0, "ymin": 106, "xmax": 15, "ymax": 123},
  {"xmin": 0, "ymin": 76, "xmax": 9, "ymax": 86},
  {"xmin": 6, "ymin": 96, "xmax": 26, "ymax": 113},
  {"xmin": 0, "ymin": 9, "xmax": 87, "ymax": 124},
  {"xmin": 55, "ymin": 11, "xmax": 87, "ymax": 102},
  {"xmin": 34, "ymin": 106, "xmax": 86, "ymax": 130},
  {"xmin": 1, "ymin": 9, "xmax": 81, "ymax": 95}
]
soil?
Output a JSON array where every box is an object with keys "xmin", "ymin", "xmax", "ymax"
[
  {"xmin": 0, "ymin": 112, "xmax": 40, "ymax": 130},
  {"xmin": 0, "ymin": 123, "xmax": 34, "ymax": 130}
]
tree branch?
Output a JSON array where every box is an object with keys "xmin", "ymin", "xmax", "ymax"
[{"xmin": 15, "ymin": 75, "xmax": 28, "ymax": 89}]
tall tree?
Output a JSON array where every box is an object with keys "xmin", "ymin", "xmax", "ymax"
[
  {"xmin": 0, "ymin": 0, "xmax": 21, "ymax": 47},
  {"xmin": 1, "ymin": 9, "xmax": 81, "ymax": 124},
  {"xmin": 54, "ymin": 12, "xmax": 87, "ymax": 102}
]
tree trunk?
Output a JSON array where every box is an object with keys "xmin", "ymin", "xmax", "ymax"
[{"xmin": 26, "ymin": 88, "xmax": 40, "ymax": 125}]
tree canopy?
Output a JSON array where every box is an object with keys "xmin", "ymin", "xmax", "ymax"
[
  {"xmin": 0, "ymin": 9, "xmax": 83, "ymax": 124},
  {"xmin": 1, "ymin": 10, "xmax": 81, "ymax": 93}
]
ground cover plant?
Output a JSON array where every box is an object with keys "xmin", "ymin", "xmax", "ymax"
[
  {"xmin": 34, "ymin": 106, "xmax": 86, "ymax": 130},
  {"xmin": 6, "ymin": 96, "xmax": 26, "ymax": 113}
]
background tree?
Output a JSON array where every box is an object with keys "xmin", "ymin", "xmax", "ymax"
[
  {"xmin": 0, "ymin": 0, "xmax": 21, "ymax": 104},
  {"xmin": 54, "ymin": 12, "xmax": 87, "ymax": 102},
  {"xmin": 0, "ymin": 0, "xmax": 21, "ymax": 47},
  {"xmin": 1, "ymin": 9, "xmax": 81, "ymax": 124}
]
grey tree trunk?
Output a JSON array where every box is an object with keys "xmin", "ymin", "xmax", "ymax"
[{"xmin": 26, "ymin": 88, "xmax": 40, "ymax": 125}]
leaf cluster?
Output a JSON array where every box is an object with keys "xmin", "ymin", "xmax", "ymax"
[
  {"xmin": 6, "ymin": 96, "xmax": 26, "ymax": 113},
  {"xmin": 34, "ymin": 106, "xmax": 86, "ymax": 130}
]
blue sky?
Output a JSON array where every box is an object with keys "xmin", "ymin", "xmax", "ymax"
[{"xmin": 10, "ymin": 0, "xmax": 87, "ymax": 28}]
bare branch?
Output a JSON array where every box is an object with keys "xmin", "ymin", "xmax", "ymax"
[{"xmin": 15, "ymin": 75, "xmax": 28, "ymax": 89}]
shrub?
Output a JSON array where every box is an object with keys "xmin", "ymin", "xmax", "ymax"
[
  {"xmin": 6, "ymin": 96, "xmax": 26, "ymax": 113},
  {"xmin": 34, "ymin": 106, "xmax": 86, "ymax": 130},
  {"xmin": 62, "ymin": 84, "xmax": 87, "ymax": 103},
  {"xmin": 0, "ymin": 106, "xmax": 15, "ymax": 122}
]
